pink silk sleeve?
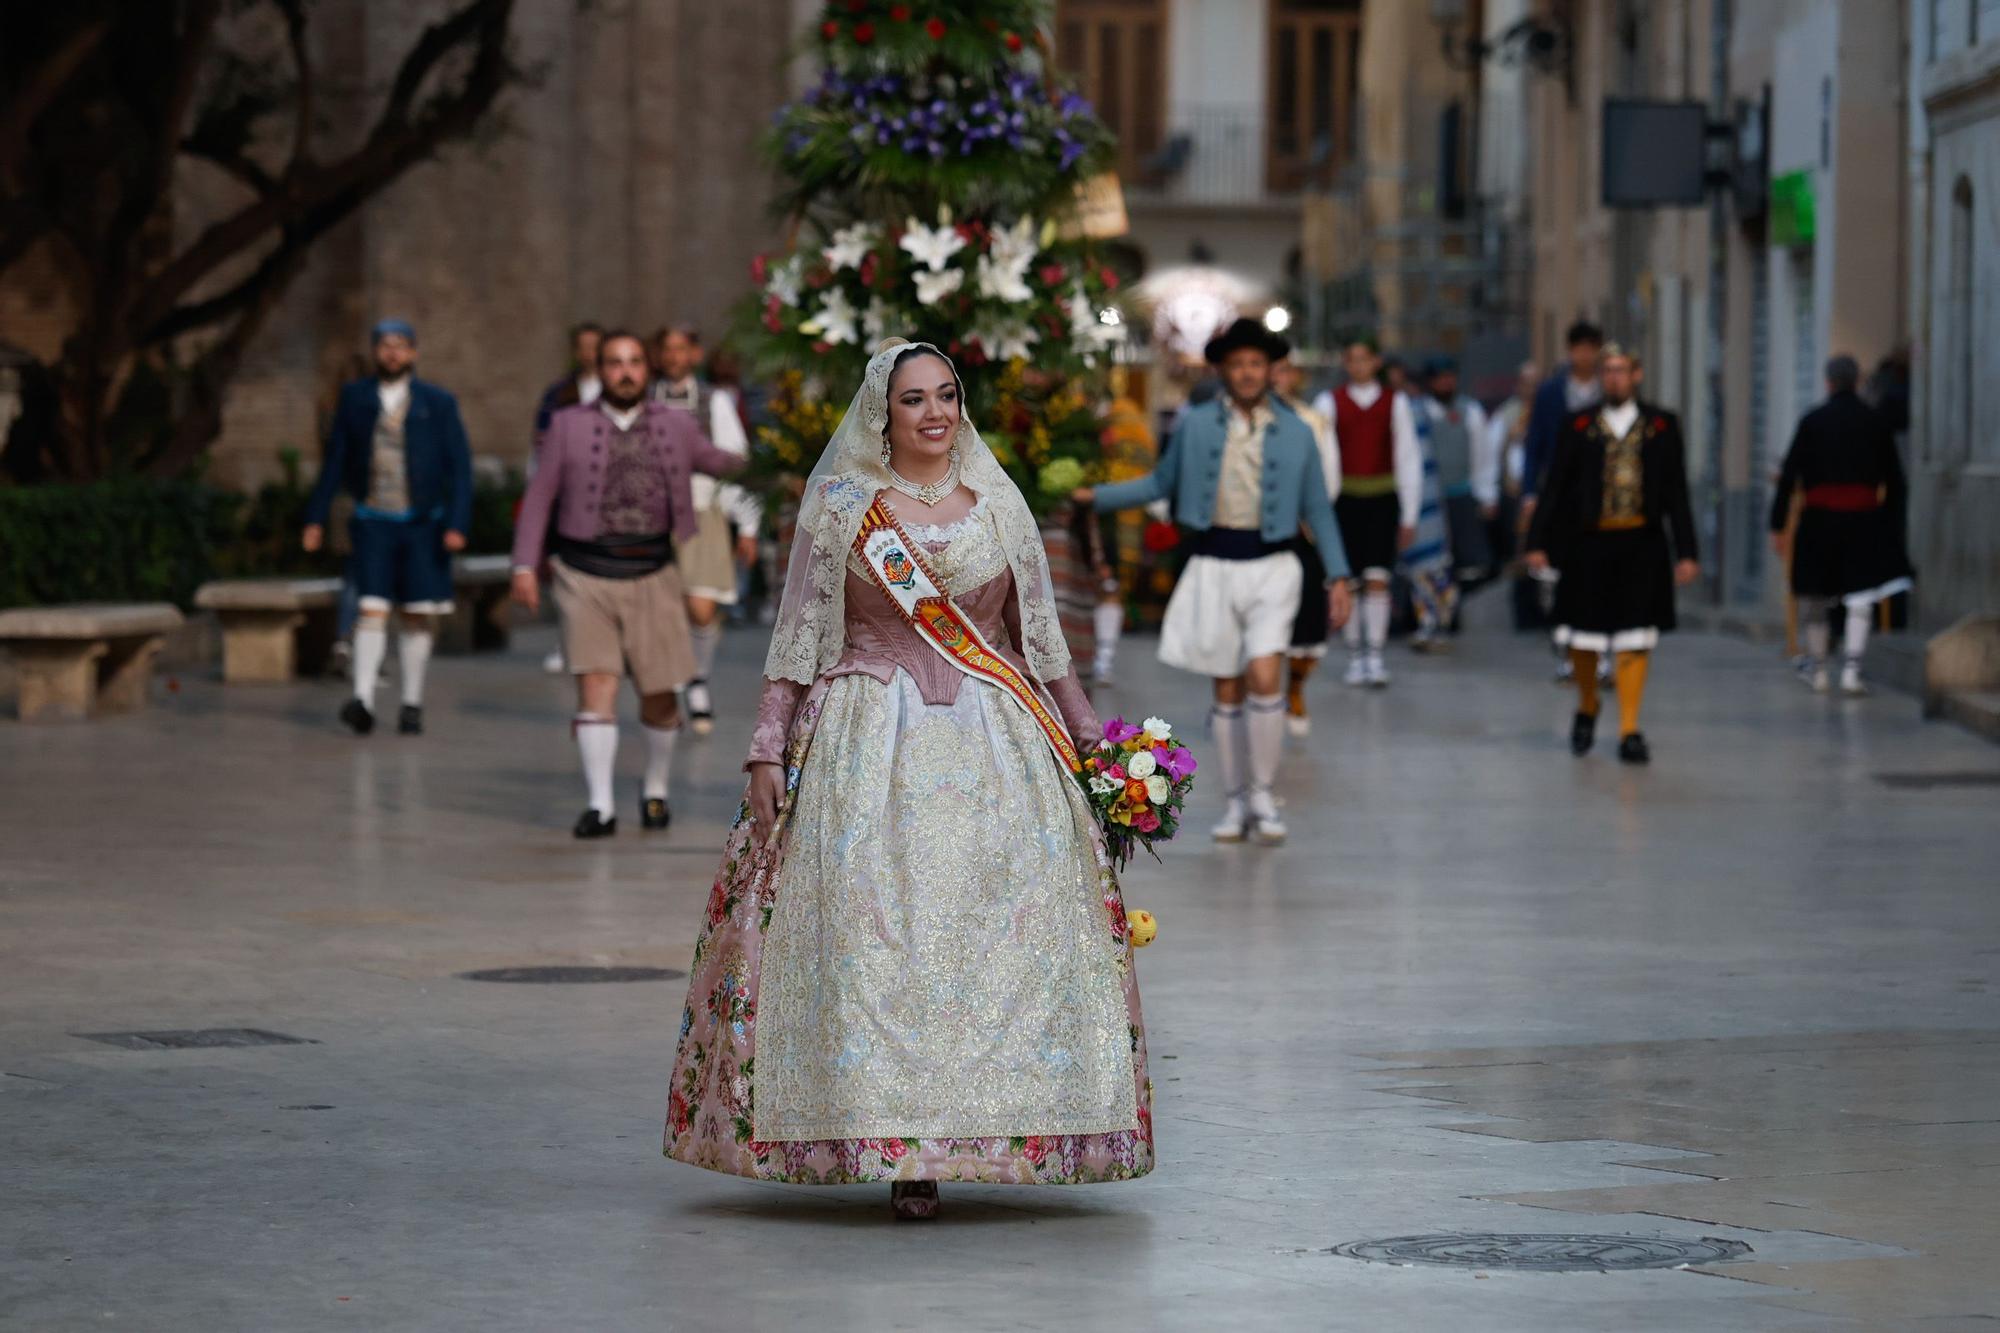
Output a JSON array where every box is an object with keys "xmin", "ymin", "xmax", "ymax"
[
  {"xmin": 745, "ymin": 676, "xmax": 807, "ymax": 771},
  {"xmin": 1044, "ymin": 668, "xmax": 1102, "ymax": 751}
]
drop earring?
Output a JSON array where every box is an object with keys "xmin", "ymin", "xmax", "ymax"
[{"xmin": 880, "ymin": 433, "xmax": 892, "ymax": 464}]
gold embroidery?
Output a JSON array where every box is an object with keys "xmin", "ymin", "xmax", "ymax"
[{"xmin": 1598, "ymin": 417, "xmax": 1646, "ymax": 529}]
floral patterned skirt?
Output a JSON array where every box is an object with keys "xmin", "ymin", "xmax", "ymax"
[{"xmin": 664, "ymin": 670, "xmax": 1154, "ymax": 1185}]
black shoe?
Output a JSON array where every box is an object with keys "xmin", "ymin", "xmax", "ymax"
[
  {"xmin": 339, "ymin": 699, "xmax": 374, "ymax": 735},
  {"xmin": 1617, "ymin": 732, "xmax": 1651, "ymax": 765},
  {"xmin": 573, "ymin": 809, "xmax": 617, "ymax": 839},
  {"xmin": 1570, "ymin": 711, "xmax": 1597, "ymax": 756},
  {"xmin": 397, "ymin": 704, "xmax": 423, "ymax": 735},
  {"xmin": 641, "ymin": 797, "xmax": 671, "ymax": 831}
]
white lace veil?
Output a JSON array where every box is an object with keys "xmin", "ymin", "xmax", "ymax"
[{"xmin": 763, "ymin": 339, "xmax": 1072, "ymax": 686}]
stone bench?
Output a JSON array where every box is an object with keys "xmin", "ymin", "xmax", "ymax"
[
  {"xmin": 194, "ymin": 578, "xmax": 344, "ymax": 683},
  {"xmin": 440, "ymin": 554, "xmax": 513, "ymax": 655},
  {"xmin": 0, "ymin": 603, "xmax": 184, "ymax": 722}
]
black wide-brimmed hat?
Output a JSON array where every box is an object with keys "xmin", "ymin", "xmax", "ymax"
[{"xmin": 1204, "ymin": 317, "xmax": 1290, "ymax": 365}]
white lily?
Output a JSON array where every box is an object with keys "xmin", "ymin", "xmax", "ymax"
[
  {"xmin": 976, "ymin": 253, "xmax": 1034, "ymax": 304},
  {"xmin": 972, "ymin": 316, "xmax": 1038, "ymax": 362},
  {"xmin": 1142, "ymin": 716, "xmax": 1172, "ymax": 740},
  {"xmin": 821, "ymin": 222, "xmax": 880, "ymax": 272},
  {"xmin": 861, "ymin": 296, "xmax": 893, "ymax": 344},
  {"xmin": 767, "ymin": 255, "xmax": 805, "ymax": 307},
  {"xmin": 813, "ymin": 288, "xmax": 860, "ymax": 345},
  {"xmin": 899, "ymin": 216, "xmax": 966, "ymax": 273},
  {"xmin": 988, "ymin": 215, "xmax": 1040, "ymax": 273},
  {"xmin": 913, "ymin": 266, "xmax": 964, "ymax": 306}
]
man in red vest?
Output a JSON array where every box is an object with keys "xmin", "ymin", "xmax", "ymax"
[{"xmin": 1312, "ymin": 337, "xmax": 1422, "ymax": 687}]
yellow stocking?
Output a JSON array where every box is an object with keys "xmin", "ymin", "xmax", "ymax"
[
  {"xmin": 1570, "ymin": 649, "xmax": 1600, "ymax": 717},
  {"xmin": 1615, "ymin": 650, "xmax": 1651, "ymax": 737}
]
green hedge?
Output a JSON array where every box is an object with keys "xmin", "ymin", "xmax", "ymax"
[{"xmin": 0, "ymin": 460, "xmax": 524, "ymax": 610}]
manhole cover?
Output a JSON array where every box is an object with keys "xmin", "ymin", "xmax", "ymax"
[
  {"xmin": 1876, "ymin": 771, "xmax": 2000, "ymax": 790},
  {"xmin": 456, "ymin": 966, "xmax": 685, "ymax": 984},
  {"xmin": 77, "ymin": 1029, "xmax": 316, "ymax": 1051},
  {"xmin": 1330, "ymin": 1233, "xmax": 1752, "ymax": 1271}
]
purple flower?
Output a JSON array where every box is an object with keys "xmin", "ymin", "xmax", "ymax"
[
  {"xmin": 1157, "ymin": 746, "xmax": 1197, "ymax": 782},
  {"xmin": 1103, "ymin": 718, "xmax": 1142, "ymax": 745}
]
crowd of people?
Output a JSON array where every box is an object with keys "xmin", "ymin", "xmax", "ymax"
[
  {"xmin": 290, "ymin": 315, "xmax": 1917, "ymax": 1220},
  {"xmin": 298, "ymin": 311, "xmax": 1913, "ymax": 843}
]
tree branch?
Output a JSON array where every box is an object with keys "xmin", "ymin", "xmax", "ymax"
[
  {"xmin": 179, "ymin": 139, "xmax": 279, "ymax": 197},
  {"xmin": 0, "ymin": 13, "xmax": 112, "ymax": 194},
  {"xmin": 131, "ymin": 0, "xmax": 514, "ymax": 334},
  {"xmin": 275, "ymin": 0, "xmax": 312, "ymax": 181}
]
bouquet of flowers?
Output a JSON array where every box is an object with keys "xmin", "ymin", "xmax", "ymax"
[{"xmin": 1078, "ymin": 716, "xmax": 1197, "ymax": 871}]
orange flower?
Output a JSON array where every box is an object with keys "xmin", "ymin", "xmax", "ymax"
[{"xmin": 1125, "ymin": 779, "xmax": 1149, "ymax": 803}]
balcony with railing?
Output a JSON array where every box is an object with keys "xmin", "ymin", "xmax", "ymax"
[{"xmin": 1126, "ymin": 104, "xmax": 1302, "ymax": 211}]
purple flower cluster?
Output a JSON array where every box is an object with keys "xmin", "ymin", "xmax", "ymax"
[{"xmin": 782, "ymin": 67, "xmax": 1102, "ymax": 166}]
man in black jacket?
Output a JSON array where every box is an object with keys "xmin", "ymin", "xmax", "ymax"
[
  {"xmin": 1769, "ymin": 355, "xmax": 1913, "ymax": 696},
  {"xmin": 1525, "ymin": 345, "xmax": 1699, "ymax": 764}
]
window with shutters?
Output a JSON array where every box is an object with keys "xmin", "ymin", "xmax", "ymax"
[
  {"xmin": 1054, "ymin": 0, "xmax": 1168, "ymax": 185},
  {"xmin": 1267, "ymin": 0, "xmax": 1361, "ymax": 193}
]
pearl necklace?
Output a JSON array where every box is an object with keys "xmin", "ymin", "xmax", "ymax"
[{"xmin": 885, "ymin": 456, "xmax": 960, "ymax": 507}]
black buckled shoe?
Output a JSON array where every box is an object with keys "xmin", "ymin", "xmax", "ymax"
[
  {"xmin": 398, "ymin": 704, "xmax": 423, "ymax": 735},
  {"xmin": 1617, "ymin": 732, "xmax": 1651, "ymax": 765},
  {"xmin": 339, "ymin": 699, "xmax": 375, "ymax": 735},
  {"xmin": 572, "ymin": 809, "xmax": 617, "ymax": 839},
  {"xmin": 1570, "ymin": 711, "xmax": 1596, "ymax": 756},
  {"xmin": 641, "ymin": 797, "xmax": 671, "ymax": 831}
]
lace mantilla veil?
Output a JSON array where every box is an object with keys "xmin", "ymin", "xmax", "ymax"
[{"xmin": 763, "ymin": 339, "xmax": 1072, "ymax": 686}]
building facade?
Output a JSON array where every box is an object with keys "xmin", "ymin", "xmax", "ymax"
[{"xmin": 1907, "ymin": 0, "xmax": 2000, "ymax": 630}]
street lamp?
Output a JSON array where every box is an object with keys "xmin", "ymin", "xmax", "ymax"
[{"xmin": 1263, "ymin": 306, "xmax": 1292, "ymax": 334}]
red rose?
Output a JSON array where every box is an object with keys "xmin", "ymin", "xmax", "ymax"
[
  {"xmin": 1004, "ymin": 31, "xmax": 1022, "ymax": 52},
  {"xmin": 879, "ymin": 1137, "xmax": 910, "ymax": 1160},
  {"xmin": 1039, "ymin": 263, "xmax": 1066, "ymax": 287},
  {"xmin": 946, "ymin": 338, "xmax": 962, "ymax": 356},
  {"xmin": 763, "ymin": 296, "xmax": 784, "ymax": 332},
  {"xmin": 1021, "ymin": 1136, "xmax": 1048, "ymax": 1163},
  {"xmin": 858, "ymin": 252, "xmax": 878, "ymax": 287},
  {"xmin": 925, "ymin": 16, "xmax": 946, "ymax": 39},
  {"xmin": 1099, "ymin": 266, "xmax": 1119, "ymax": 290},
  {"xmin": 889, "ymin": 4, "xmax": 909, "ymax": 18},
  {"xmin": 812, "ymin": 340, "xmax": 832, "ymax": 354},
  {"xmin": 820, "ymin": 19, "xmax": 838, "ymax": 38},
  {"xmin": 853, "ymin": 21, "xmax": 874, "ymax": 42},
  {"xmin": 806, "ymin": 266, "xmax": 831, "ymax": 288},
  {"xmin": 750, "ymin": 253, "xmax": 768, "ymax": 284},
  {"xmin": 669, "ymin": 1091, "xmax": 692, "ymax": 1135},
  {"xmin": 1143, "ymin": 519, "xmax": 1180, "ymax": 552}
]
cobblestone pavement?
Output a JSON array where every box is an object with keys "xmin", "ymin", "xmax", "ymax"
[{"xmin": 3, "ymin": 601, "xmax": 1997, "ymax": 1331}]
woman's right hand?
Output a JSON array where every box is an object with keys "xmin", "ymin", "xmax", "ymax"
[{"xmin": 747, "ymin": 762, "xmax": 787, "ymax": 841}]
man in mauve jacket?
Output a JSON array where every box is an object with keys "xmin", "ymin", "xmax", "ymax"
[{"xmin": 511, "ymin": 331, "xmax": 745, "ymax": 840}]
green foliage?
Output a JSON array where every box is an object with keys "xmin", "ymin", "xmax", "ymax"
[
  {"xmin": 0, "ymin": 478, "xmax": 224, "ymax": 610},
  {"xmin": 0, "ymin": 462, "xmax": 523, "ymax": 609}
]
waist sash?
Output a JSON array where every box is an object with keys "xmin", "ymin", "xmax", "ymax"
[
  {"xmin": 852, "ymin": 497, "xmax": 1080, "ymax": 774},
  {"xmin": 1804, "ymin": 483, "xmax": 1881, "ymax": 512},
  {"xmin": 554, "ymin": 531, "xmax": 674, "ymax": 579}
]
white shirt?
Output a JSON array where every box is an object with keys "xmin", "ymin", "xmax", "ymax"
[
  {"xmin": 1600, "ymin": 399, "xmax": 1640, "ymax": 440},
  {"xmin": 1419, "ymin": 393, "xmax": 1498, "ymax": 506},
  {"xmin": 1314, "ymin": 381, "xmax": 1425, "ymax": 527},
  {"xmin": 600, "ymin": 400, "xmax": 644, "ymax": 432},
  {"xmin": 576, "ymin": 374, "xmax": 602, "ymax": 406},
  {"xmin": 377, "ymin": 377, "xmax": 411, "ymax": 415}
]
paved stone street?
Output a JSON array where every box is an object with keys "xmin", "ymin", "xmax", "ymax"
[{"xmin": 4, "ymin": 602, "xmax": 1998, "ymax": 1331}]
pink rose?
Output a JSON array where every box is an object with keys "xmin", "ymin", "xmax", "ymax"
[{"xmin": 1132, "ymin": 808, "xmax": 1161, "ymax": 834}]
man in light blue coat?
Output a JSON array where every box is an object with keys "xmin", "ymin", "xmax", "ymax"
[{"xmin": 1075, "ymin": 318, "xmax": 1352, "ymax": 845}]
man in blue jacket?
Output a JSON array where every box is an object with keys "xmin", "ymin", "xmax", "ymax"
[
  {"xmin": 1076, "ymin": 318, "xmax": 1352, "ymax": 845},
  {"xmin": 303, "ymin": 319, "xmax": 473, "ymax": 736}
]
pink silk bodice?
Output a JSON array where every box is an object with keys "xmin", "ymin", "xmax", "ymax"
[{"xmin": 747, "ymin": 561, "xmax": 1099, "ymax": 769}]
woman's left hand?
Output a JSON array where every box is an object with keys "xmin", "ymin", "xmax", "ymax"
[{"xmin": 1675, "ymin": 558, "xmax": 1700, "ymax": 587}]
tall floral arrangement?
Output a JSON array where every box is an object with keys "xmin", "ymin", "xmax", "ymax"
[{"xmin": 741, "ymin": 1, "xmax": 1127, "ymax": 513}]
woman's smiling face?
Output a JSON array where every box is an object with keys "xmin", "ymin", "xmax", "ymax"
[{"xmin": 885, "ymin": 352, "xmax": 961, "ymax": 466}]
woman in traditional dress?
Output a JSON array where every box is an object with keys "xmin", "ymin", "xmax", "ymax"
[{"xmin": 663, "ymin": 340, "xmax": 1153, "ymax": 1219}]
